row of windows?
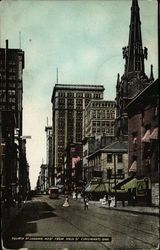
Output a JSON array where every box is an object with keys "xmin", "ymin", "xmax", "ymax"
[
  {"xmin": 107, "ymin": 154, "xmax": 123, "ymax": 163},
  {"xmin": 0, "ymin": 82, "xmax": 16, "ymax": 89},
  {"xmin": 91, "ymin": 113, "xmax": 115, "ymax": 119},
  {"xmin": 0, "ymin": 60, "xmax": 17, "ymax": 66},
  {"xmin": 92, "ymin": 128, "xmax": 114, "ymax": 134},
  {"xmin": 92, "ymin": 109, "xmax": 115, "ymax": 114},
  {"xmin": 91, "ymin": 102, "xmax": 115, "ymax": 108},
  {"xmin": 92, "ymin": 121, "xmax": 114, "ymax": 127},
  {"xmin": 58, "ymin": 92, "xmax": 102, "ymax": 98},
  {"xmin": 107, "ymin": 168, "xmax": 124, "ymax": 176},
  {"xmin": 0, "ymin": 104, "xmax": 15, "ymax": 110},
  {"xmin": 90, "ymin": 154, "xmax": 123, "ymax": 164}
]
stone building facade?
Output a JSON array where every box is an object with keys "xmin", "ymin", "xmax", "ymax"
[
  {"xmin": 87, "ymin": 140, "xmax": 128, "ymax": 185},
  {"xmin": 0, "ymin": 40, "xmax": 30, "ymax": 204},
  {"xmin": 85, "ymin": 100, "xmax": 116, "ymax": 138}
]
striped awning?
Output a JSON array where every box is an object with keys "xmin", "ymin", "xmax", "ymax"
[
  {"xmin": 142, "ymin": 129, "xmax": 151, "ymax": 143},
  {"xmin": 94, "ymin": 183, "xmax": 106, "ymax": 192},
  {"xmin": 85, "ymin": 184, "xmax": 98, "ymax": 192},
  {"xmin": 150, "ymin": 127, "xmax": 158, "ymax": 140},
  {"xmin": 129, "ymin": 161, "xmax": 137, "ymax": 172}
]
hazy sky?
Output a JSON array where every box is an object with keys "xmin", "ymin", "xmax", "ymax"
[{"xmin": 0, "ymin": 0, "xmax": 158, "ymax": 189}]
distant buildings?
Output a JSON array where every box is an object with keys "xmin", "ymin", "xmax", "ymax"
[
  {"xmin": 64, "ymin": 142, "xmax": 83, "ymax": 194},
  {"xmin": 36, "ymin": 164, "xmax": 48, "ymax": 193},
  {"xmin": 45, "ymin": 126, "xmax": 53, "ymax": 187},
  {"xmin": 0, "ymin": 40, "xmax": 30, "ymax": 206},
  {"xmin": 51, "ymin": 84, "xmax": 104, "ymax": 186}
]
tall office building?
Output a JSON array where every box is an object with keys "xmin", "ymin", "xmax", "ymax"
[
  {"xmin": 51, "ymin": 84, "xmax": 104, "ymax": 185},
  {"xmin": 0, "ymin": 40, "xmax": 26, "ymax": 200}
]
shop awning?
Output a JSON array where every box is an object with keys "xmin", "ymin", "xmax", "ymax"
[
  {"xmin": 122, "ymin": 178, "xmax": 137, "ymax": 191},
  {"xmin": 129, "ymin": 161, "xmax": 137, "ymax": 172},
  {"xmin": 85, "ymin": 184, "xmax": 98, "ymax": 192},
  {"xmin": 90, "ymin": 184, "xmax": 99, "ymax": 192},
  {"xmin": 94, "ymin": 183, "xmax": 107, "ymax": 192},
  {"xmin": 150, "ymin": 127, "xmax": 158, "ymax": 140},
  {"xmin": 141, "ymin": 129, "xmax": 151, "ymax": 143}
]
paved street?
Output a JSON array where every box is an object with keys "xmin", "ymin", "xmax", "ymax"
[{"xmin": 3, "ymin": 195, "xmax": 159, "ymax": 250}]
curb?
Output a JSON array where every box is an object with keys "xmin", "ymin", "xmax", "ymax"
[{"xmin": 100, "ymin": 206, "xmax": 159, "ymax": 217}]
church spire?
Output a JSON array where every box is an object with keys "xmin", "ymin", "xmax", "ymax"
[{"xmin": 123, "ymin": 0, "xmax": 148, "ymax": 76}]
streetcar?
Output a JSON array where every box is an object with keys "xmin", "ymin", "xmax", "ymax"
[{"xmin": 48, "ymin": 186, "xmax": 59, "ymax": 199}]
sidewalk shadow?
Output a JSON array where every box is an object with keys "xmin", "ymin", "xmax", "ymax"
[{"xmin": 2, "ymin": 201, "xmax": 56, "ymax": 249}]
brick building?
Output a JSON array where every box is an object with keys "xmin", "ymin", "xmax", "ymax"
[
  {"xmin": 126, "ymin": 79, "xmax": 159, "ymax": 205},
  {"xmin": 64, "ymin": 142, "xmax": 83, "ymax": 194}
]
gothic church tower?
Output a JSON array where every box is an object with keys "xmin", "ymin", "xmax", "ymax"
[{"xmin": 115, "ymin": 0, "xmax": 154, "ymax": 137}]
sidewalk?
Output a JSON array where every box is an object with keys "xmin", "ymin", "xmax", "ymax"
[
  {"xmin": 1, "ymin": 201, "xmax": 26, "ymax": 233},
  {"xmin": 78, "ymin": 198, "xmax": 159, "ymax": 216},
  {"xmin": 99, "ymin": 203, "xmax": 159, "ymax": 216}
]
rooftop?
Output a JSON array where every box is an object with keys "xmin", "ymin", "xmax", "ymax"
[{"xmin": 51, "ymin": 83, "xmax": 105, "ymax": 102}]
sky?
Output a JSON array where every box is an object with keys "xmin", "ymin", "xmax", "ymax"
[{"xmin": 0, "ymin": 0, "xmax": 158, "ymax": 189}]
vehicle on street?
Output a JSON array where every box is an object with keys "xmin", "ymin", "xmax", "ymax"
[{"xmin": 48, "ymin": 186, "xmax": 59, "ymax": 199}]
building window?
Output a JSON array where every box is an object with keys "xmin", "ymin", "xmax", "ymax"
[
  {"xmin": 154, "ymin": 106, "xmax": 158, "ymax": 117},
  {"xmin": 117, "ymin": 154, "xmax": 123, "ymax": 163},
  {"xmin": 107, "ymin": 154, "xmax": 112, "ymax": 163},
  {"xmin": 117, "ymin": 169, "xmax": 123, "ymax": 175},
  {"xmin": 107, "ymin": 169, "xmax": 112, "ymax": 179}
]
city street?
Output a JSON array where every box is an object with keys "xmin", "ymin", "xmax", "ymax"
[{"xmin": 3, "ymin": 195, "xmax": 159, "ymax": 250}]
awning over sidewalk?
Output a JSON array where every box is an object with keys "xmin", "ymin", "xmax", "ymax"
[
  {"xmin": 129, "ymin": 161, "xmax": 137, "ymax": 172},
  {"xmin": 123, "ymin": 178, "xmax": 137, "ymax": 191},
  {"xmin": 113, "ymin": 177, "xmax": 136, "ymax": 191},
  {"xmin": 85, "ymin": 184, "xmax": 98, "ymax": 192},
  {"xmin": 150, "ymin": 127, "xmax": 158, "ymax": 140},
  {"xmin": 141, "ymin": 129, "xmax": 151, "ymax": 143},
  {"xmin": 94, "ymin": 183, "xmax": 108, "ymax": 192}
]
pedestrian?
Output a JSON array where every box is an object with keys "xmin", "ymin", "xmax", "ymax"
[
  {"xmin": 108, "ymin": 195, "xmax": 112, "ymax": 208},
  {"xmin": 132, "ymin": 194, "xmax": 136, "ymax": 206},
  {"xmin": 122, "ymin": 200, "xmax": 125, "ymax": 207},
  {"xmin": 63, "ymin": 195, "xmax": 70, "ymax": 207},
  {"xmin": 76, "ymin": 192, "xmax": 78, "ymax": 200},
  {"xmin": 84, "ymin": 196, "xmax": 89, "ymax": 210},
  {"xmin": 86, "ymin": 197, "xmax": 89, "ymax": 210}
]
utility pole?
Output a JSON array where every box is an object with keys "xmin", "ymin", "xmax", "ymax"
[{"xmin": 114, "ymin": 154, "xmax": 117, "ymax": 207}]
